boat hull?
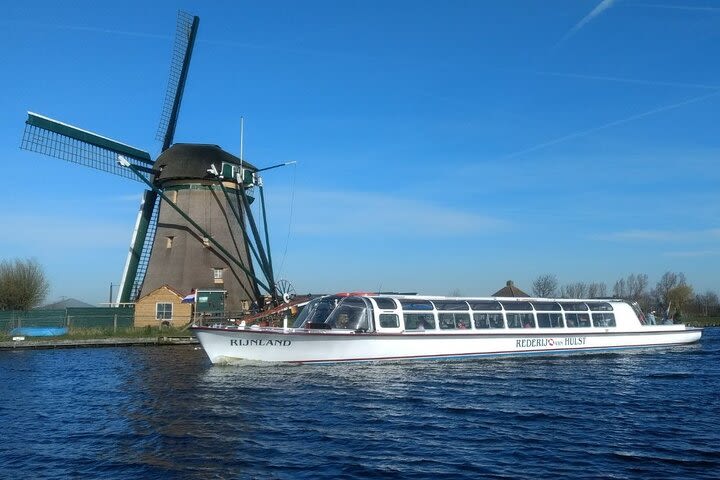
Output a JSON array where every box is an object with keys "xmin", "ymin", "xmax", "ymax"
[{"xmin": 191, "ymin": 326, "xmax": 703, "ymax": 364}]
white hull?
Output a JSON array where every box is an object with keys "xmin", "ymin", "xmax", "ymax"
[{"xmin": 192, "ymin": 326, "xmax": 702, "ymax": 364}]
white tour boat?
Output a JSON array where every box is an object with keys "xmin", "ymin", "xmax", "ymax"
[{"xmin": 190, "ymin": 294, "xmax": 702, "ymax": 364}]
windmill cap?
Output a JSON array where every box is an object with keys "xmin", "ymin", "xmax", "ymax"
[{"xmin": 154, "ymin": 143, "xmax": 257, "ymax": 182}]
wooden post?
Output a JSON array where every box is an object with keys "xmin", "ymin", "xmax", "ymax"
[
  {"xmin": 114, "ymin": 314, "xmax": 118, "ymax": 332},
  {"xmin": 67, "ymin": 316, "xmax": 72, "ymax": 329}
]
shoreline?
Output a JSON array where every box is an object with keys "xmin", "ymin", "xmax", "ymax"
[{"xmin": 0, "ymin": 335, "xmax": 198, "ymax": 350}]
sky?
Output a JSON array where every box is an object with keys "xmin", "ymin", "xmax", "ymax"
[{"xmin": 1, "ymin": 0, "xmax": 719, "ymax": 304}]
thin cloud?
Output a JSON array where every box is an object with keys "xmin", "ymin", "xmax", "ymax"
[
  {"xmin": 1, "ymin": 215, "xmax": 131, "ymax": 248},
  {"xmin": 500, "ymin": 89, "xmax": 720, "ymax": 160},
  {"xmin": 557, "ymin": 0, "xmax": 617, "ymax": 46},
  {"xmin": 592, "ymin": 228, "xmax": 720, "ymax": 242},
  {"xmin": 0, "ymin": 20, "xmax": 354, "ymax": 59},
  {"xmin": 287, "ymin": 190, "xmax": 509, "ymax": 237},
  {"xmin": 663, "ymin": 250, "xmax": 720, "ymax": 257},
  {"xmin": 28, "ymin": 22, "xmax": 170, "ymax": 40}
]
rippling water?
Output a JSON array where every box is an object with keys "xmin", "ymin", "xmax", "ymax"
[{"xmin": 1, "ymin": 329, "xmax": 719, "ymax": 479}]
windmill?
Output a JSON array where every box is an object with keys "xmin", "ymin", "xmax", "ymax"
[{"xmin": 20, "ymin": 11, "xmax": 282, "ymax": 312}]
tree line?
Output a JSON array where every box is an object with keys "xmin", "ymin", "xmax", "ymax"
[
  {"xmin": 532, "ymin": 272, "xmax": 719, "ymax": 318},
  {"xmin": 0, "ymin": 258, "xmax": 49, "ymax": 311}
]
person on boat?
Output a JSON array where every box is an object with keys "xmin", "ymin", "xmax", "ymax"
[
  {"xmin": 457, "ymin": 320, "xmax": 467, "ymax": 329},
  {"xmin": 647, "ymin": 311, "xmax": 656, "ymax": 325}
]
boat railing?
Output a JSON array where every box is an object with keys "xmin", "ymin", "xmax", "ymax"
[{"xmin": 192, "ymin": 296, "xmax": 310, "ymax": 329}]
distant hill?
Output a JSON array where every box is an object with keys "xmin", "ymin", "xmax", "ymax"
[{"xmin": 39, "ymin": 298, "xmax": 95, "ymax": 309}]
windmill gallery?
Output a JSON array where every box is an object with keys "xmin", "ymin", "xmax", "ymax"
[{"xmin": 20, "ymin": 12, "xmax": 290, "ymax": 323}]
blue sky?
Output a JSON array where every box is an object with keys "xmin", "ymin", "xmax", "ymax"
[{"xmin": 1, "ymin": 0, "xmax": 719, "ymax": 304}]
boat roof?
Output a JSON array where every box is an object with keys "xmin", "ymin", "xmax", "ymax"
[{"xmin": 330, "ymin": 293, "xmax": 625, "ymax": 304}]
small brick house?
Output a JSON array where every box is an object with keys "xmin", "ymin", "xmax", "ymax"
[{"xmin": 134, "ymin": 285, "xmax": 193, "ymax": 328}]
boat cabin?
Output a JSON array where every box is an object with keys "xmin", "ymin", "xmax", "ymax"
[{"xmin": 294, "ymin": 295, "xmax": 644, "ymax": 333}]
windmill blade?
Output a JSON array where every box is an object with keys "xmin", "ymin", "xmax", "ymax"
[
  {"xmin": 116, "ymin": 189, "xmax": 161, "ymax": 303},
  {"xmin": 156, "ymin": 11, "xmax": 199, "ymax": 151},
  {"xmin": 21, "ymin": 112, "xmax": 154, "ymax": 182}
]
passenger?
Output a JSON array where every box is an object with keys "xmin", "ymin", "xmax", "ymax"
[
  {"xmin": 647, "ymin": 311, "xmax": 656, "ymax": 325},
  {"xmin": 457, "ymin": 320, "xmax": 467, "ymax": 329},
  {"xmin": 336, "ymin": 315, "xmax": 350, "ymax": 329},
  {"xmin": 416, "ymin": 319, "xmax": 426, "ymax": 331}
]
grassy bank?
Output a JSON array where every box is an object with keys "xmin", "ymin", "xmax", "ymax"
[
  {"xmin": 684, "ymin": 317, "xmax": 720, "ymax": 328},
  {"xmin": 0, "ymin": 326, "xmax": 192, "ymax": 343}
]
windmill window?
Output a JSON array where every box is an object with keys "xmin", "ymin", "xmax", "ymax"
[
  {"xmin": 169, "ymin": 190, "xmax": 178, "ymax": 203},
  {"xmin": 156, "ymin": 303, "xmax": 173, "ymax": 320},
  {"xmin": 213, "ymin": 268, "xmax": 224, "ymax": 283},
  {"xmin": 166, "ymin": 236, "xmax": 174, "ymax": 249}
]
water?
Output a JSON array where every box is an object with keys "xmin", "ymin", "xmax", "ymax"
[{"xmin": 1, "ymin": 330, "xmax": 719, "ymax": 479}]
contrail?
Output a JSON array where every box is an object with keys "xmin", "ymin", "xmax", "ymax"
[
  {"xmin": 629, "ymin": 3, "xmax": 720, "ymax": 12},
  {"xmin": 531, "ymin": 70, "xmax": 720, "ymax": 90},
  {"xmin": 557, "ymin": 0, "xmax": 617, "ymax": 46},
  {"xmin": 501, "ymin": 89, "xmax": 720, "ymax": 160}
]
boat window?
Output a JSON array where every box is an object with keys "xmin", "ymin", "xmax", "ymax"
[
  {"xmin": 560, "ymin": 302, "xmax": 588, "ymax": 311},
  {"xmin": 374, "ymin": 297, "xmax": 397, "ymax": 309},
  {"xmin": 379, "ymin": 314, "xmax": 400, "ymax": 328},
  {"xmin": 468, "ymin": 301, "xmax": 502, "ymax": 311},
  {"xmin": 432, "ymin": 301, "xmax": 469, "ymax": 311},
  {"xmin": 532, "ymin": 302, "xmax": 561, "ymax": 311},
  {"xmin": 592, "ymin": 313, "xmax": 616, "ymax": 327},
  {"xmin": 400, "ymin": 299, "xmax": 434, "ymax": 311},
  {"xmin": 500, "ymin": 301, "xmax": 533, "ymax": 311},
  {"xmin": 404, "ymin": 313, "xmax": 436, "ymax": 330},
  {"xmin": 588, "ymin": 302, "xmax": 613, "ymax": 311},
  {"xmin": 293, "ymin": 297, "xmax": 337, "ymax": 328},
  {"xmin": 439, "ymin": 313, "xmax": 471, "ymax": 329},
  {"xmin": 324, "ymin": 298, "xmax": 370, "ymax": 331},
  {"xmin": 630, "ymin": 302, "xmax": 646, "ymax": 324},
  {"xmin": 507, "ymin": 313, "xmax": 535, "ymax": 328},
  {"xmin": 537, "ymin": 313, "xmax": 564, "ymax": 328},
  {"xmin": 565, "ymin": 313, "xmax": 591, "ymax": 328},
  {"xmin": 474, "ymin": 313, "xmax": 505, "ymax": 329}
]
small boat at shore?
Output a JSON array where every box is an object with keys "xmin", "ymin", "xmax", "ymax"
[{"xmin": 190, "ymin": 294, "xmax": 702, "ymax": 364}]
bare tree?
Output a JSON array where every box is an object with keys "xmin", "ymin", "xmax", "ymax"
[
  {"xmin": 613, "ymin": 278, "xmax": 627, "ymax": 298},
  {"xmin": 627, "ymin": 274, "xmax": 648, "ymax": 300},
  {"xmin": 613, "ymin": 273, "xmax": 648, "ymax": 301},
  {"xmin": 0, "ymin": 258, "xmax": 50, "ymax": 311},
  {"xmin": 561, "ymin": 282, "xmax": 588, "ymax": 298},
  {"xmin": 694, "ymin": 291, "xmax": 719, "ymax": 316},
  {"xmin": 532, "ymin": 274, "xmax": 558, "ymax": 298},
  {"xmin": 588, "ymin": 282, "xmax": 608, "ymax": 298}
]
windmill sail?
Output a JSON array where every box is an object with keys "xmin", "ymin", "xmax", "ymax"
[
  {"xmin": 117, "ymin": 11, "xmax": 199, "ymax": 302},
  {"xmin": 21, "ymin": 112, "xmax": 154, "ymax": 181},
  {"xmin": 116, "ymin": 189, "xmax": 160, "ymax": 303},
  {"xmin": 156, "ymin": 11, "xmax": 199, "ymax": 151}
]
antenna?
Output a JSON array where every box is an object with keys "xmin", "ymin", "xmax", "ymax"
[
  {"xmin": 239, "ymin": 116, "xmax": 244, "ymax": 185},
  {"xmin": 240, "ymin": 116, "xmax": 244, "ymax": 161}
]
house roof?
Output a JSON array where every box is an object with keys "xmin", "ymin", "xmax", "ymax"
[
  {"xmin": 492, "ymin": 280, "xmax": 530, "ymax": 298},
  {"xmin": 39, "ymin": 298, "xmax": 95, "ymax": 309},
  {"xmin": 135, "ymin": 284, "xmax": 185, "ymax": 302}
]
